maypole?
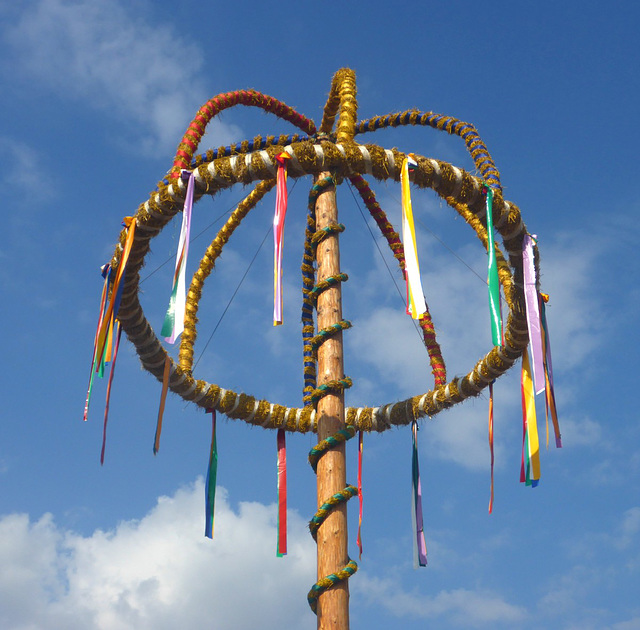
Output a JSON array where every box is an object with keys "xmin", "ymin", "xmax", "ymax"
[
  {"xmin": 85, "ymin": 68, "xmax": 561, "ymax": 628},
  {"xmin": 312, "ymin": 70, "xmax": 356, "ymax": 627},
  {"xmin": 314, "ymin": 172, "xmax": 350, "ymax": 627}
]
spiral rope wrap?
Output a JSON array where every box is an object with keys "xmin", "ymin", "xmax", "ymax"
[
  {"xmin": 307, "ymin": 426, "xmax": 359, "ymax": 614},
  {"xmin": 304, "ymin": 199, "xmax": 358, "ymax": 610},
  {"xmin": 307, "ymin": 559, "xmax": 358, "ymax": 615},
  {"xmin": 301, "ymin": 176, "xmax": 340, "ymax": 406},
  {"xmin": 305, "ymin": 82, "xmax": 361, "ymax": 608}
]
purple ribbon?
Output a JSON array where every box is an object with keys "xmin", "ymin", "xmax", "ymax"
[
  {"xmin": 523, "ymin": 234, "xmax": 545, "ymax": 395},
  {"xmin": 412, "ymin": 421, "xmax": 427, "ymax": 567}
]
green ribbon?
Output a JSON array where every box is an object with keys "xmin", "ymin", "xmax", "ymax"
[{"xmin": 485, "ymin": 186, "xmax": 502, "ymax": 345}]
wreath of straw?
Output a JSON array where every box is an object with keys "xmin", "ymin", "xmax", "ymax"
[{"xmin": 111, "ymin": 68, "xmax": 533, "ymax": 434}]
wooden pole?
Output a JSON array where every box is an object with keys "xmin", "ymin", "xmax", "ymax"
[{"xmin": 314, "ymin": 172, "xmax": 350, "ymax": 629}]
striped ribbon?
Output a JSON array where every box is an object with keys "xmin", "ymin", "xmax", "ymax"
[
  {"xmin": 400, "ymin": 155, "xmax": 427, "ymax": 319},
  {"xmin": 95, "ymin": 217, "xmax": 136, "ymax": 364},
  {"xmin": 162, "ymin": 170, "xmax": 195, "ymax": 343},
  {"xmin": 273, "ymin": 153, "xmax": 290, "ymax": 326},
  {"xmin": 411, "ymin": 420, "xmax": 428, "ymax": 566},
  {"xmin": 484, "ymin": 187, "xmax": 502, "ymax": 345},
  {"xmin": 205, "ymin": 409, "xmax": 218, "ymax": 539},
  {"xmin": 523, "ymin": 235, "xmax": 545, "ymax": 394},
  {"xmin": 540, "ymin": 295, "xmax": 562, "ymax": 448},
  {"xmin": 100, "ymin": 321, "xmax": 122, "ymax": 465},
  {"xmin": 83, "ymin": 264, "xmax": 111, "ymax": 421},
  {"xmin": 520, "ymin": 350, "xmax": 540, "ymax": 486},
  {"xmin": 97, "ymin": 307, "xmax": 114, "ymax": 378},
  {"xmin": 276, "ymin": 428, "xmax": 287, "ymax": 556}
]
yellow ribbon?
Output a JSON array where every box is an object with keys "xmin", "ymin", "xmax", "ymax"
[
  {"xmin": 522, "ymin": 350, "xmax": 540, "ymax": 482},
  {"xmin": 400, "ymin": 155, "xmax": 427, "ymax": 319}
]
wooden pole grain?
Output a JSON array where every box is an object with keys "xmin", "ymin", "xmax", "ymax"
[{"xmin": 314, "ymin": 172, "xmax": 350, "ymax": 629}]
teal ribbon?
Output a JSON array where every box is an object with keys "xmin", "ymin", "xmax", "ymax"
[
  {"xmin": 205, "ymin": 410, "xmax": 218, "ymax": 538},
  {"xmin": 485, "ymin": 186, "xmax": 502, "ymax": 345}
]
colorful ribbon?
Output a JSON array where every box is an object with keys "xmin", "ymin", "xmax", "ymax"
[
  {"xmin": 484, "ymin": 186, "xmax": 502, "ymax": 345},
  {"xmin": 100, "ymin": 321, "xmax": 122, "ymax": 465},
  {"xmin": 83, "ymin": 264, "xmax": 111, "ymax": 421},
  {"xmin": 276, "ymin": 428, "xmax": 287, "ymax": 556},
  {"xmin": 411, "ymin": 420, "xmax": 428, "ymax": 566},
  {"xmin": 540, "ymin": 294, "xmax": 562, "ymax": 448},
  {"xmin": 523, "ymin": 234, "xmax": 545, "ymax": 394},
  {"xmin": 357, "ymin": 430, "xmax": 364, "ymax": 559},
  {"xmin": 520, "ymin": 350, "xmax": 540, "ymax": 486},
  {"xmin": 488, "ymin": 381, "xmax": 495, "ymax": 513},
  {"xmin": 162, "ymin": 170, "xmax": 195, "ymax": 343},
  {"xmin": 273, "ymin": 153, "xmax": 290, "ymax": 326},
  {"xmin": 95, "ymin": 217, "xmax": 136, "ymax": 364},
  {"xmin": 400, "ymin": 155, "xmax": 427, "ymax": 319},
  {"xmin": 205, "ymin": 409, "xmax": 218, "ymax": 539}
]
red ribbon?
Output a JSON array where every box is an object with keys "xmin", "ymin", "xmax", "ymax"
[{"xmin": 276, "ymin": 428, "xmax": 287, "ymax": 556}]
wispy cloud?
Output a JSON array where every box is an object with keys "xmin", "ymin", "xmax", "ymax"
[
  {"xmin": 0, "ymin": 137, "xmax": 56, "ymax": 203},
  {"xmin": 537, "ymin": 506, "xmax": 640, "ymax": 626},
  {"xmin": 2, "ymin": 0, "xmax": 239, "ymax": 153},
  {"xmin": 355, "ymin": 574, "xmax": 526, "ymax": 627}
]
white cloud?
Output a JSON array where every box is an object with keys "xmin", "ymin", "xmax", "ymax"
[
  {"xmin": 0, "ymin": 480, "xmax": 315, "ymax": 630},
  {"xmin": 3, "ymin": 0, "xmax": 240, "ymax": 153}
]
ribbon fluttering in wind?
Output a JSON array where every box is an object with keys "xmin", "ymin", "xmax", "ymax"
[
  {"xmin": 523, "ymin": 234, "xmax": 545, "ymax": 394},
  {"xmin": 85, "ymin": 217, "xmax": 135, "ymax": 424},
  {"xmin": 153, "ymin": 355, "xmax": 171, "ymax": 455},
  {"xmin": 83, "ymin": 264, "xmax": 112, "ymax": 422},
  {"xmin": 100, "ymin": 321, "xmax": 122, "ymax": 465},
  {"xmin": 540, "ymin": 294, "xmax": 562, "ymax": 448},
  {"xmin": 205, "ymin": 409, "xmax": 218, "ymax": 539},
  {"xmin": 484, "ymin": 186, "xmax": 502, "ymax": 345},
  {"xmin": 411, "ymin": 420, "xmax": 428, "ymax": 567},
  {"xmin": 162, "ymin": 170, "xmax": 195, "ymax": 343},
  {"xmin": 95, "ymin": 217, "xmax": 136, "ymax": 365},
  {"xmin": 273, "ymin": 152, "xmax": 290, "ymax": 326},
  {"xmin": 276, "ymin": 428, "xmax": 287, "ymax": 556},
  {"xmin": 520, "ymin": 350, "xmax": 540, "ymax": 487},
  {"xmin": 401, "ymin": 155, "xmax": 427, "ymax": 320}
]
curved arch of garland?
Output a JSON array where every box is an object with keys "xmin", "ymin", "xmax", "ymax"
[{"xmin": 112, "ymin": 69, "xmax": 533, "ymax": 436}]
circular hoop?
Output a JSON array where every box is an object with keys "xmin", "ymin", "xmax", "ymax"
[{"xmin": 112, "ymin": 138, "xmax": 530, "ymax": 433}]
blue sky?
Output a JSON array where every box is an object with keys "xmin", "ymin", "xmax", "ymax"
[{"xmin": 1, "ymin": 1, "xmax": 639, "ymax": 628}]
